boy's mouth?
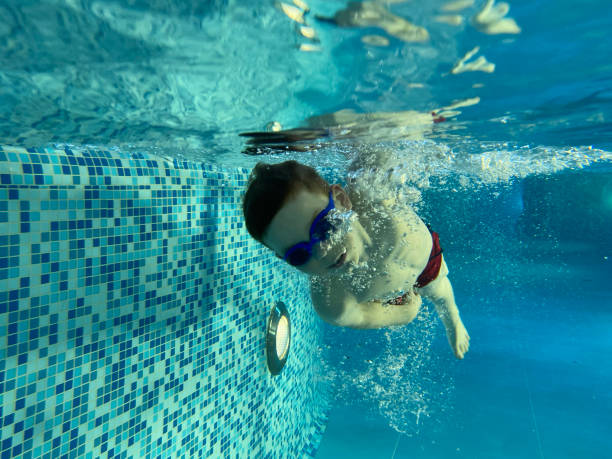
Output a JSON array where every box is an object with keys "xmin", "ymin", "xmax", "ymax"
[{"xmin": 329, "ymin": 249, "xmax": 347, "ymax": 269}]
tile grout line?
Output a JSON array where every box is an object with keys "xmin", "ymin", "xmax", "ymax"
[
  {"xmin": 523, "ymin": 366, "xmax": 545, "ymax": 459},
  {"xmin": 390, "ymin": 432, "xmax": 401, "ymax": 459}
]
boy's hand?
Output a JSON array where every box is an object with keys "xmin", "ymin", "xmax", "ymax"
[{"xmin": 446, "ymin": 319, "xmax": 470, "ymax": 359}]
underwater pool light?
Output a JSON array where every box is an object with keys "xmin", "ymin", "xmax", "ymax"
[{"xmin": 266, "ymin": 301, "xmax": 291, "ymax": 376}]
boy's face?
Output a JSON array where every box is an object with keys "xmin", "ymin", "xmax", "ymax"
[{"xmin": 262, "ymin": 186, "xmax": 355, "ymax": 276}]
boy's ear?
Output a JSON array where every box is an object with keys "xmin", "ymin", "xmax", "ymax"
[{"xmin": 330, "ymin": 184, "xmax": 352, "ymax": 210}]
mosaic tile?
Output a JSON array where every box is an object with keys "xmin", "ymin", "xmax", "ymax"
[{"xmin": 0, "ymin": 145, "xmax": 330, "ymax": 458}]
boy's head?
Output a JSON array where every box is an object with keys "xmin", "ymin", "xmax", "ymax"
[{"xmin": 243, "ymin": 161, "xmax": 353, "ymax": 274}]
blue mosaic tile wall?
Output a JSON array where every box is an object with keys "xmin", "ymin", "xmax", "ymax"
[{"xmin": 0, "ymin": 145, "xmax": 330, "ymax": 458}]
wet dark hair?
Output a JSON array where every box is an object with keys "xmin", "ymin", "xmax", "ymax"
[{"xmin": 242, "ymin": 161, "xmax": 330, "ymax": 242}]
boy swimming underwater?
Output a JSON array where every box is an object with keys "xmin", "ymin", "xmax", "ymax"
[{"xmin": 242, "ymin": 160, "xmax": 470, "ymax": 359}]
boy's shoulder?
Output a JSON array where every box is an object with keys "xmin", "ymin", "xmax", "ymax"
[{"xmin": 309, "ymin": 278, "xmax": 352, "ymax": 325}]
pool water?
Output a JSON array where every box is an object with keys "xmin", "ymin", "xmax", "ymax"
[
  {"xmin": 1, "ymin": 0, "xmax": 611, "ymax": 457},
  {"xmin": 316, "ymin": 173, "xmax": 612, "ymax": 458},
  {"xmin": 1, "ymin": 0, "xmax": 610, "ymax": 160}
]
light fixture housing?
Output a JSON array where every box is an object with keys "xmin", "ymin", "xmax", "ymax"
[{"xmin": 266, "ymin": 301, "xmax": 291, "ymax": 376}]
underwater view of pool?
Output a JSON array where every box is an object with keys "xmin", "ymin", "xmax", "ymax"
[{"xmin": 1, "ymin": 0, "xmax": 611, "ymax": 458}]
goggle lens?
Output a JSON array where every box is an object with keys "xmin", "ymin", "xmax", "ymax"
[
  {"xmin": 311, "ymin": 218, "xmax": 335, "ymax": 241},
  {"xmin": 286, "ymin": 247, "xmax": 311, "ymax": 266},
  {"xmin": 282, "ymin": 191, "xmax": 339, "ymax": 267}
]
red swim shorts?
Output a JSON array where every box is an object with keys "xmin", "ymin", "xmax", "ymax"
[{"xmin": 415, "ymin": 231, "xmax": 443, "ymax": 288}]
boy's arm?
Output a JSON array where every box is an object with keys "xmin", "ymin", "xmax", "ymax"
[
  {"xmin": 417, "ymin": 268, "xmax": 470, "ymax": 359},
  {"xmin": 310, "ymin": 283, "xmax": 421, "ymax": 329},
  {"xmin": 347, "ymin": 147, "xmax": 393, "ymax": 173}
]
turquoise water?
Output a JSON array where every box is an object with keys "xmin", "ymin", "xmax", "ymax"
[
  {"xmin": 1, "ymin": 0, "xmax": 611, "ymax": 457},
  {"xmin": 316, "ymin": 174, "xmax": 612, "ymax": 457},
  {"xmin": 1, "ymin": 0, "xmax": 610, "ymax": 159}
]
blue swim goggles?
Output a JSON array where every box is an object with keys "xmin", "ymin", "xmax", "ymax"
[{"xmin": 283, "ymin": 191, "xmax": 337, "ymax": 266}]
